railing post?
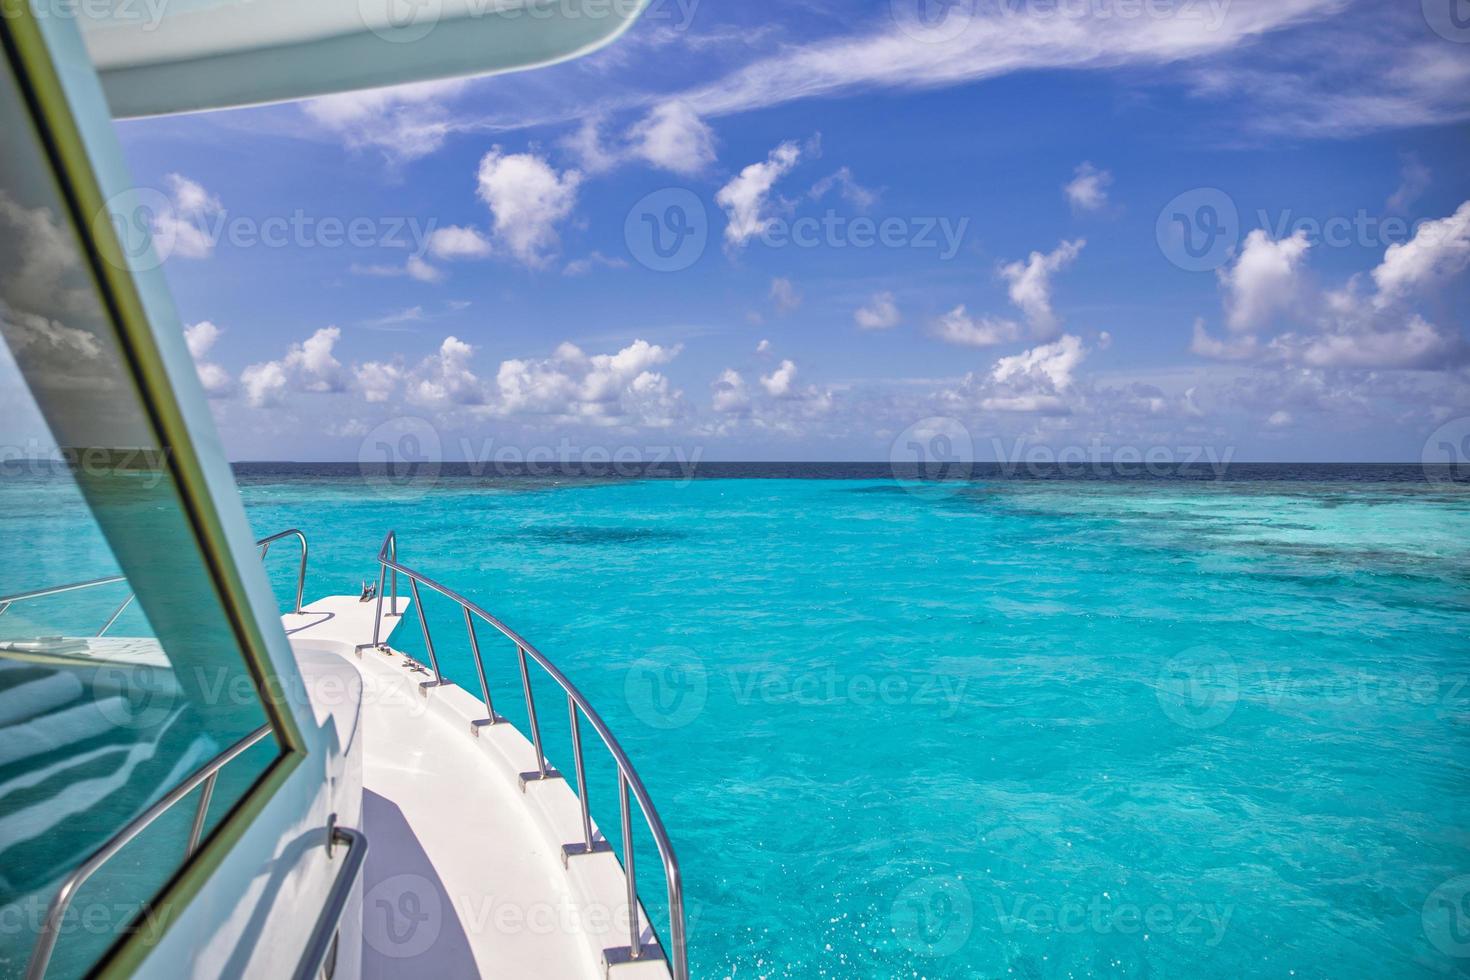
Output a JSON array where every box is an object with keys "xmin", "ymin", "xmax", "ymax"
[
  {"xmin": 97, "ymin": 593, "xmax": 135, "ymax": 637},
  {"xmin": 568, "ymin": 696, "xmax": 595, "ymax": 854},
  {"xmin": 186, "ymin": 771, "xmax": 218, "ymax": 857},
  {"xmin": 465, "ymin": 608, "xmax": 495, "ymax": 733},
  {"xmin": 667, "ymin": 868, "xmax": 687, "ymax": 979},
  {"xmin": 408, "ymin": 578, "xmax": 443, "ymax": 691},
  {"xmin": 620, "ymin": 772, "xmax": 641, "ymax": 959},
  {"xmin": 292, "ymin": 531, "xmax": 307, "ymax": 615},
  {"xmin": 389, "ymin": 535, "xmax": 398, "ymax": 616},
  {"xmin": 516, "ymin": 646, "xmax": 557, "ymax": 786},
  {"xmin": 370, "ymin": 561, "xmax": 387, "ymax": 651}
]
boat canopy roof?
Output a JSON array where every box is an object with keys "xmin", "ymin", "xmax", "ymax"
[{"xmin": 81, "ymin": 0, "xmax": 647, "ymax": 117}]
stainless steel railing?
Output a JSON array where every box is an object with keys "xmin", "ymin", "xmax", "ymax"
[
  {"xmin": 0, "ymin": 528, "xmax": 310, "ymax": 631},
  {"xmin": 367, "ymin": 530, "xmax": 688, "ymax": 979},
  {"xmin": 25, "ymin": 724, "xmax": 274, "ymax": 980},
  {"xmin": 255, "ymin": 528, "xmax": 309, "ymax": 615}
]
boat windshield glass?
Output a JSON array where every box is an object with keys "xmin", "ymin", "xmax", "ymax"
[{"xmin": 0, "ymin": 52, "xmax": 280, "ymax": 980}]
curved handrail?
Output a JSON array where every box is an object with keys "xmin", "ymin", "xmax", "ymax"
[
  {"xmin": 292, "ymin": 823, "xmax": 369, "ymax": 980},
  {"xmin": 0, "ymin": 529, "xmax": 310, "ymax": 629},
  {"xmin": 0, "ymin": 574, "xmax": 127, "ymax": 607},
  {"xmin": 25, "ymin": 724, "xmax": 274, "ymax": 980},
  {"xmin": 368, "ymin": 530, "xmax": 688, "ymax": 979},
  {"xmin": 256, "ymin": 528, "xmax": 308, "ymax": 615}
]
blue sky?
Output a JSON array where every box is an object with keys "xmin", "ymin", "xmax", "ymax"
[{"xmin": 55, "ymin": 0, "xmax": 1470, "ymax": 461}]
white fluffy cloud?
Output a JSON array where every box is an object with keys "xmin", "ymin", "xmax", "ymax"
[
  {"xmin": 927, "ymin": 240, "xmax": 1083, "ymax": 349},
  {"xmin": 240, "ymin": 326, "xmax": 344, "ymax": 407},
  {"xmin": 406, "ymin": 336, "xmax": 483, "ymax": 407},
  {"xmin": 239, "ymin": 361, "xmax": 287, "ymax": 409},
  {"xmin": 355, "ymin": 359, "xmax": 403, "ymax": 403},
  {"xmin": 351, "ymin": 337, "xmax": 687, "ymax": 426},
  {"xmin": 716, "ymin": 141, "xmax": 801, "ymax": 247},
  {"xmin": 992, "ymin": 334, "xmax": 1087, "ymax": 391},
  {"xmin": 854, "ymin": 291, "xmax": 900, "ymax": 330},
  {"xmin": 1371, "ymin": 200, "xmax": 1470, "ymax": 306},
  {"xmin": 406, "ymin": 255, "xmax": 443, "ymax": 282},
  {"xmin": 0, "ymin": 191, "xmax": 86, "ymax": 318},
  {"xmin": 1064, "ymin": 162, "xmax": 1112, "ymax": 212},
  {"xmin": 1193, "ymin": 201, "xmax": 1470, "ymax": 372},
  {"xmin": 999, "ymin": 239, "xmax": 1085, "ymax": 338},
  {"xmin": 946, "ymin": 334, "xmax": 1089, "ymax": 415},
  {"xmin": 1220, "ymin": 229, "xmax": 1311, "ymax": 332},
  {"xmin": 353, "ymin": 336, "xmax": 484, "ymax": 407},
  {"xmin": 760, "ymin": 359, "xmax": 798, "ymax": 397},
  {"xmin": 931, "ymin": 305, "xmax": 1018, "ymax": 348},
  {"xmin": 708, "ymin": 354, "xmax": 832, "ymax": 433},
  {"xmin": 1273, "ymin": 315, "xmax": 1459, "ymax": 370},
  {"xmin": 769, "ymin": 277, "xmax": 802, "ymax": 314},
  {"xmin": 562, "ymin": 104, "xmax": 717, "ymax": 176},
  {"xmin": 811, "ymin": 167, "xmax": 877, "ymax": 211},
  {"xmin": 476, "ymin": 149, "xmax": 582, "ymax": 268},
  {"xmin": 426, "ymin": 225, "xmax": 492, "ymax": 260},
  {"xmin": 561, "ymin": 116, "xmax": 621, "ymax": 175},
  {"xmin": 350, "ymin": 256, "xmax": 443, "ymax": 282},
  {"xmin": 153, "ymin": 174, "xmax": 222, "ymax": 260},
  {"xmin": 302, "ymin": 79, "xmax": 467, "ymax": 162},
  {"xmin": 711, "ymin": 368, "xmax": 752, "ymax": 415},
  {"xmin": 628, "ymin": 102, "xmax": 717, "ymax": 175},
  {"xmin": 493, "ymin": 339, "xmax": 684, "ymax": 426},
  {"xmin": 183, "ymin": 321, "xmax": 233, "ymax": 397},
  {"xmin": 1190, "ymin": 320, "xmax": 1258, "ymax": 362}
]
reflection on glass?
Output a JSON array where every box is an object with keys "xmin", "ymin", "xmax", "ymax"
[{"xmin": 0, "ymin": 49, "xmax": 278, "ymax": 980}]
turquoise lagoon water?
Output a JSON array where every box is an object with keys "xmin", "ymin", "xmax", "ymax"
[
  {"xmin": 228, "ymin": 468, "xmax": 1470, "ymax": 979},
  {"xmin": 5, "ymin": 467, "xmax": 1469, "ymax": 977}
]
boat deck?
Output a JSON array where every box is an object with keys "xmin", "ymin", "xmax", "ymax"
[{"xmin": 283, "ymin": 596, "xmax": 667, "ymax": 980}]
